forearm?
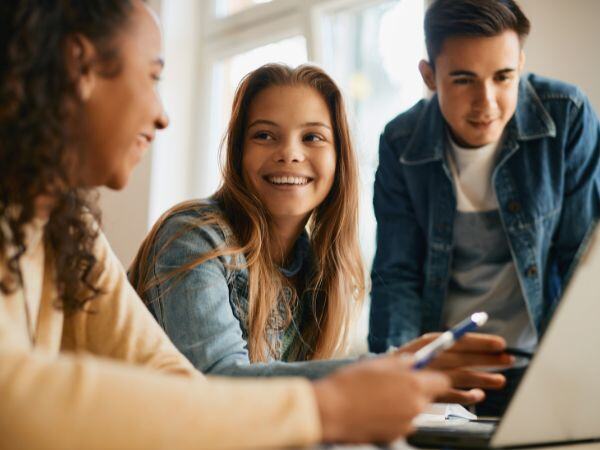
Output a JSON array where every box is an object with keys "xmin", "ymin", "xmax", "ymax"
[
  {"xmin": 209, "ymin": 356, "xmax": 359, "ymax": 380},
  {"xmin": 0, "ymin": 349, "xmax": 321, "ymax": 450}
]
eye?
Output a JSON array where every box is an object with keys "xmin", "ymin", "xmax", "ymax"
[
  {"xmin": 303, "ymin": 133, "xmax": 325, "ymax": 143},
  {"xmin": 252, "ymin": 131, "xmax": 275, "ymax": 141},
  {"xmin": 452, "ymin": 78, "xmax": 473, "ymax": 85},
  {"xmin": 151, "ymin": 73, "xmax": 162, "ymax": 82},
  {"xmin": 495, "ymin": 73, "xmax": 513, "ymax": 83}
]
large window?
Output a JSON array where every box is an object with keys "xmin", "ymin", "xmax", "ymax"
[
  {"xmin": 208, "ymin": 35, "xmax": 308, "ymax": 190},
  {"xmin": 157, "ymin": 0, "xmax": 426, "ymax": 353}
]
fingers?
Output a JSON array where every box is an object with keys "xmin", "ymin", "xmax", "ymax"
[
  {"xmin": 448, "ymin": 333, "xmax": 506, "ymax": 353},
  {"xmin": 428, "ymin": 350, "xmax": 514, "ymax": 370},
  {"xmin": 415, "ymin": 370, "xmax": 452, "ymax": 399},
  {"xmin": 372, "ymin": 352, "xmax": 415, "ymax": 370},
  {"xmin": 396, "ymin": 333, "xmax": 440, "ymax": 353},
  {"xmin": 397, "ymin": 333, "xmax": 507, "ymax": 356},
  {"xmin": 436, "ymin": 388, "xmax": 486, "ymax": 405},
  {"xmin": 445, "ymin": 369, "xmax": 506, "ymax": 390}
]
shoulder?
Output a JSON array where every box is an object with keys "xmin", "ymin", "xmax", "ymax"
[
  {"xmin": 153, "ymin": 199, "xmax": 233, "ymax": 259},
  {"xmin": 525, "ymin": 73, "xmax": 587, "ymax": 110},
  {"xmin": 382, "ymin": 98, "xmax": 430, "ymax": 143}
]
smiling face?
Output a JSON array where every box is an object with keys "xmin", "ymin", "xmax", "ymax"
[
  {"xmin": 420, "ymin": 30, "xmax": 524, "ymax": 148},
  {"xmin": 78, "ymin": 0, "xmax": 168, "ymax": 189},
  {"xmin": 242, "ymin": 85, "xmax": 337, "ymax": 222}
]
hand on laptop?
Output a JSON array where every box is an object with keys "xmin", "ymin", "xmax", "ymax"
[
  {"xmin": 313, "ymin": 354, "xmax": 450, "ymax": 443},
  {"xmin": 396, "ymin": 333, "xmax": 515, "ymax": 405}
]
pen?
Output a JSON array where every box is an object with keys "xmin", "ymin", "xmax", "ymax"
[{"xmin": 413, "ymin": 312, "xmax": 489, "ymax": 369}]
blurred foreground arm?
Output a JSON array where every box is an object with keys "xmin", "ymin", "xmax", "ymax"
[{"xmin": 314, "ymin": 356, "xmax": 450, "ymax": 444}]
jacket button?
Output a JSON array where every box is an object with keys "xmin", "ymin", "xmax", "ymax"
[
  {"xmin": 508, "ymin": 201, "xmax": 522, "ymax": 213},
  {"xmin": 526, "ymin": 265, "xmax": 538, "ymax": 278}
]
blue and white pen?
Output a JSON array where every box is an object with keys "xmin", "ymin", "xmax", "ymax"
[{"xmin": 413, "ymin": 312, "xmax": 489, "ymax": 370}]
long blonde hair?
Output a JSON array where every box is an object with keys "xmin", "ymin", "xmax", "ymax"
[{"xmin": 130, "ymin": 63, "xmax": 365, "ymax": 362}]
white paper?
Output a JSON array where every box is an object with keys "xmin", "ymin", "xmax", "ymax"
[{"xmin": 413, "ymin": 403, "xmax": 477, "ymax": 427}]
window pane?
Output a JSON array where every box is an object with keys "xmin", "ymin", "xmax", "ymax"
[
  {"xmin": 320, "ymin": 0, "xmax": 425, "ymax": 353},
  {"xmin": 205, "ymin": 36, "xmax": 308, "ymax": 194},
  {"xmin": 322, "ymin": 0, "xmax": 425, "ymax": 266},
  {"xmin": 215, "ymin": 0, "xmax": 274, "ymax": 17}
]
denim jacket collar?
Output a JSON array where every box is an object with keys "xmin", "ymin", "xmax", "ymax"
[
  {"xmin": 279, "ymin": 230, "xmax": 310, "ymax": 278},
  {"xmin": 400, "ymin": 76, "xmax": 557, "ymax": 165}
]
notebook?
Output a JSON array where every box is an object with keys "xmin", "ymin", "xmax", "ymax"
[{"xmin": 413, "ymin": 403, "xmax": 477, "ymax": 426}]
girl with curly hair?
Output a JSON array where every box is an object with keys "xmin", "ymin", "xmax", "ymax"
[{"xmin": 0, "ymin": 0, "xmax": 459, "ymax": 448}]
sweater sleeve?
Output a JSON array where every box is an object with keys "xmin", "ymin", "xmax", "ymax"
[
  {"xmin": 0, "ymin": 228, "xmax": 322, "ymax": 449},
  {"xmin": 63, "ymin": 228, "xmax": 199, "ymax": 376},
  {"xmin": 0, "ymin": 341, "xmax": 321, "ymax": 449}
]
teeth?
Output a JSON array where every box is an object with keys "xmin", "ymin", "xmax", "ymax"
[{"xmin": 268, "ymin": 176, "xmax": 309, "ymax": 185}]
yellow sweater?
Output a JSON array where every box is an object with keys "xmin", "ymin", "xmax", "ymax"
[{"xmin": 0, "ymin": 220, "xmax": 321, "ymax": 449}]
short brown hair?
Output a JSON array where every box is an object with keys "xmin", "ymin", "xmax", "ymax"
[{"xmin": 425, "ymin": 0, "xmax": 531, "ymax": 66}]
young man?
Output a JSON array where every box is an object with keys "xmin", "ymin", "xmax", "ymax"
[{"xmin": 369, "ymin": 0, "xmax": 600, "ymax": 414}]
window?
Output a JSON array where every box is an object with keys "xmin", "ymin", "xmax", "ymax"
[
  {"xmin": 215, "ymin": 0, "xmax": 274, "ymax": 17},
  {"xmin": 320, "ymin": 0, "xmax": 425, "ymax": 277},
  {"xmin": 317, "ymin": 0, "xmax": 425, "ymax": 352},
  {"xmin": 208, "ymin": 36, "xmax": 308, "ymax": 194}
]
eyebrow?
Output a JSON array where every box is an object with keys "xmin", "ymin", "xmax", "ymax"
[
  {"xmin": 303, "ymin": 121, "xmax": 331, "ymax": 130},
  {"xmin": 449, "ymin": 68, "xmax": 516, "ymax": 77},
  {"xmin": 247, "ymin": 119, "xmax": 331, "ymax": 130}
]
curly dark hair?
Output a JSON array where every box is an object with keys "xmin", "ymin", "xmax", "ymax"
[{"xmin": 0, "ymin": 0, "xmax": 138, "ymax": 311}]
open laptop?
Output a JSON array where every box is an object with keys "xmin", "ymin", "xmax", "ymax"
[{"xmin": 408, "ymin": 223, "xmax": 600, "ymax": 449}]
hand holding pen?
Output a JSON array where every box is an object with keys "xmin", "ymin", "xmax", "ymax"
[
  {"xmin": 413, "ymin": 312, "xmax": 490, "ymax": 369},
  {"xmin": 395, "ymin": 313, "xmax": 515, "ymax": 404}
]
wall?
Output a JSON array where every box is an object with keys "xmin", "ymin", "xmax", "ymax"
[
  {"xmin": 519, "ymin": 0, "xmax": 600, "ymax": 111},
  {"xmin": 98, "ymin": 156, "xmax": 152, "ymax": 269},
  {"xmin": 100, "ymin": 0, "xmax": 600, "ymax": 266}
]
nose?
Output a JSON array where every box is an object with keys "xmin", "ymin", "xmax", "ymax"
[
  {"xmin": 274, "ymin": 137, "xmax": 305, "ymax": 163},
  {"xmin": 473, "ymin": 80, "xmax": 496, "ymax": 112},
  {"xmin": 154, "ymin": 95, "xmax": 169, "ymax": 130},
  {"xmin": 155, "ymin": 110, "xmax": 169, "ymax": 130}
]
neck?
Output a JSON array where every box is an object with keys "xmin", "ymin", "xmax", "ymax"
[{"xmin": 269, "ymin": 215, "xmax": 309, "ymax": 266}]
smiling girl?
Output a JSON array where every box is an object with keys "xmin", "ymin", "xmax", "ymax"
[
  {"xmin": 129, "ymin": 64, "xmax": 513, "ymax": 393},
  {"xmin": 130, "ymin": 64, "xmax": 365, "ymax": 375}
]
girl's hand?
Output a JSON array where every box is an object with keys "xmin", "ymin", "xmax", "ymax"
[{"xmin": 396, "ymin": 332, "xmax": 515, "ymax": 405}]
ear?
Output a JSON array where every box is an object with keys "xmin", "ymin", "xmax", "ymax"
[
  {"xmin": 65, "ymin": 34, "xmax": 98, "ymax": 101},
  {"xmin": 418, "ymin": 59, "xmax": 437, "ymax": 92}
]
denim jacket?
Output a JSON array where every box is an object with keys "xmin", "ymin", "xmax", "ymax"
[
  {"xmin": 369, "ymin": 73, "xmax": 600, "ymax": 353},
  {"xmin": 141, "ymin": 201, "xmax": 354, "ymax": 379}
]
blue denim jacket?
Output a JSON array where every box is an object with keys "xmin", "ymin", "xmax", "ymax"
[
  {"xmin": 141, "ymin": 201, "xmax": 355, "ymax": 379},
  {"xmin": 369, "ymin": 73, "xmax": 600, "ymax": 353}
]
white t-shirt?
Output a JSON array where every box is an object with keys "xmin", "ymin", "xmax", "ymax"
[
  {"xmin": 446, "ymin": 135, "xmax": 502, "ymax": 212},
  {"xmin": 443, "ymin": 133, "xmax": 538, "ymax": 355}
]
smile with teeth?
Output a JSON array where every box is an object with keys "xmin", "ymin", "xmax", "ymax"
[{"xmin": 266, "ymin": 175, "xmax": 311, "ymax": 186}]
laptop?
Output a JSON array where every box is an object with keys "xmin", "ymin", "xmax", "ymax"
[{"xmin": 408, "ymin": 223, "xmax": 600, "ymax": 449}]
